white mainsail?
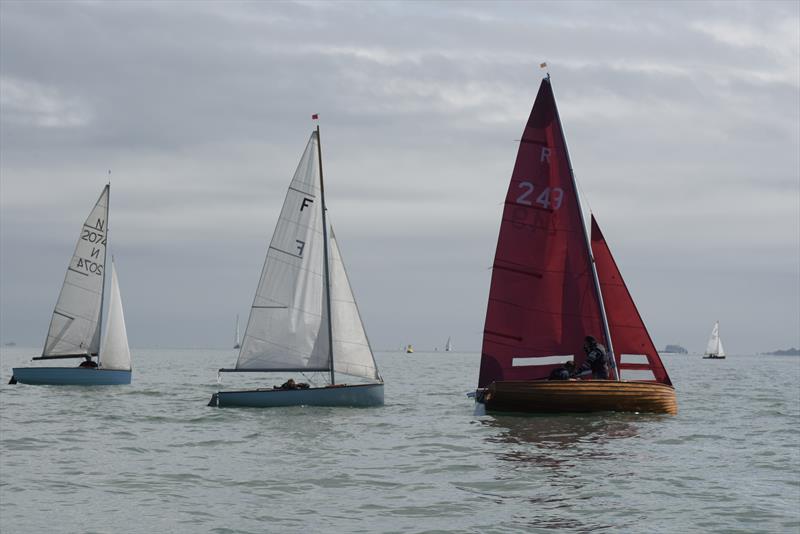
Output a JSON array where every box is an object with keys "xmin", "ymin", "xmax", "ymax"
[
  {"xmin": 100, "ymin": 259, "xmax": 131, "ymax": 370},
  {"xmin": 235, "ymin": 132, "xmax": 330, "ymax": 371},
  {"xmin": 329, "ymin": 226, "xmax": 380, "ymax": 381},
  {"xmin": 705, "ymin": 321, "xmax": 725, "ymax": 357},
  {"xmin": 43, "ymin": 185, "xmax": 109, "ymax": 357},
  {"xmin": 445, "ymin": 337, "xmax": 453, "ymax": 352}
]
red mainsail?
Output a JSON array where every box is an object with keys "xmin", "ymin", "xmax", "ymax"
[
  {"xmin": 591, "ymin": 215, "xmax": 672, "ymax": 385},
  {"xmin": 478, "ymin": 78, "xmax": 607, "ymax": 387}
]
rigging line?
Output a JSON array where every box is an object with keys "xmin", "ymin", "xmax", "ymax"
[{"xmin": 573, "ymin": 170, "xmax": 595, "ymax": 216}]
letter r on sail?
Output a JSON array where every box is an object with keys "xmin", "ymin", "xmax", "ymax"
[{"xmin": 540, "ymin": 147, "xmax": 551, "ymax": 163}]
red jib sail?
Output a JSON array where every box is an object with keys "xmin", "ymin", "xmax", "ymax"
[
  {"xmin": 478, "ymin": 78, "xmax": 607, "ymax": 387},
  {"xmin": 591, "ymin": 215, "xmax": 672, "ymax": 385}
]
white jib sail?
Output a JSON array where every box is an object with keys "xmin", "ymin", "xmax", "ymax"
[
  {"xmin": 43, "ymin": 185, "xmax": 109, "ymax": 357},
  {"xmin": 235, "ymin": 132, "xmax": 330, "ymax": 371},
  {"xmin": 100, "ymin": 259, "xmax": 131, "ymax": 370},
  {"xmin": 706, "ymin": 321, "xmax": 722, "ymax": 356},
  {"xmin": 329, "ymin": 226, "xmax": 380, "ymax": 382}
]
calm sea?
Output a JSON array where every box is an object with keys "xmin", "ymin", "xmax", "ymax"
[{"xmin": 1, "ymin": 348, "xmax": 798, "ymax": 533}]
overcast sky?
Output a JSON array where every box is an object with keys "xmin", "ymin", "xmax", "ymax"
[{"xmin": 1, "ymin": 0, "xmax": 798, "ymax": 354}]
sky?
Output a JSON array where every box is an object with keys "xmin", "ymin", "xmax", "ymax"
[{"xmin": 1, "ymin": 0, "xmax": 798, "ymax": 354}]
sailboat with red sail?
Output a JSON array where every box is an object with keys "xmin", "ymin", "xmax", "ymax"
[{"xmin": 476, "ymin": 75, "xmax": 676, "ymax": 414}]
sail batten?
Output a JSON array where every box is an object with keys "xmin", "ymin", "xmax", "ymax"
[{"xmin": 42, "ymin": 185, "xmax": 109, "ymax": 357}]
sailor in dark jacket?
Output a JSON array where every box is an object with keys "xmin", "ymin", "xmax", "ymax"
[{"xmin": 574, "ymin": 336, "xmax": 609, "ymax": 379}]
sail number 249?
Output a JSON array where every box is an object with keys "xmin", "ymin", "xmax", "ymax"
[{"xmin": 516, "ymin": 182, "xmax": 564, "ymax": 210}]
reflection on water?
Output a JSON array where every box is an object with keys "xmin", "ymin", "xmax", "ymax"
[{"xmin": 482, "ymin": 414, "xmax": 641, "ymax": 469}]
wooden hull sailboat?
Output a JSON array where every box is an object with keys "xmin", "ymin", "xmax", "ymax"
[
  {"xmin": 10, "ymin": 185, "xmax": 133, "ymax": 387},
  {"xmin": 211, "ymin": 124, "xmax": 383, "ymax": 408},
  {"xmin": 482, "ymin": 380, "xmax": 677, "ymax": 415},
  {"xmin": 475, "ymin": 75, "xmax": 675, "ymax": 415}
]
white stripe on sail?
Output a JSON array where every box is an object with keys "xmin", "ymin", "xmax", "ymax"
[
  {"xmin": 235, "ymin": 133, "xmax": 330, "ymax": 371},
  {"xmin": 43, "ymin": 185, "xmax": 109, "ymax": 356}
]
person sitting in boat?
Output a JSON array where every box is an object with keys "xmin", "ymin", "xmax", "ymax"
[
  {"xmin": 276, "ymin": 378, "xmax": 310, "ymax": 390},
  {"xmin": 548, "ymin": 360, "xmax": 575, "ymax": 380},
  {"xmin": 78, "ymin": 356, "xmax": 98, "ymax": 368},
  {"xmin": 574, "ymin": 336, "xmax": 609, "ymax": 379}
]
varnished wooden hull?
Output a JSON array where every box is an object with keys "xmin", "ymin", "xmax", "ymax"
[{"xmin": 482, "ymin": 380, "xmax": 677, "ymax": 415}]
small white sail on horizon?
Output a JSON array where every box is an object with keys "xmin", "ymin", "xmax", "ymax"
[
  {"xmin": 100, "ymin": 259, "xmax": 131, "ymax": 371},
  {"xmin": 43, "ymin": 185, "xmax": 109, "ymax": 357},
  {"xmin": 445, "ymin": 337, "xmax": 453, "ymax": 352},
  {"xmin": 705, "ymin": 321, "xmax": 725, "ymax": 358}
]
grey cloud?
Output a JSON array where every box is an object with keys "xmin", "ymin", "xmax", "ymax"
[{"xmin": 1, "ymin": 0, "xmax": 797, "ymax": 354}]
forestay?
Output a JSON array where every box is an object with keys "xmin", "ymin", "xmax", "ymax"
[
  {"xmin": 235, "ymin": 133, "xmax": 330, "ymax": 371},
  {"xmin": 43, "ymin": 185, "xmax": 109, "ymax": 357},
  {"xmin": 478, "ymin": 78, "xmax": 606, "ymax": 387},
  {"xmin": 591, "ymin": 216, "xmax": 671, "ymax": 385},
  {"xmin": 329, "ymin": 226, "xmax": 380, "ymax": 381},
  {"xmin": 100, "ymin": 260, "xmax": 131, "ymax": 370}
]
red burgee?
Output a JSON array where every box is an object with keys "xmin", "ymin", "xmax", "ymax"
[
  {"xmin": 311, "ymin": 113, "xmax": 319, "ymax": 120},
  {"xmin": 590, "ymin": 215, "xmax": 672, "ymax": 385},
  {"xmin": 478, "ymin": 78, "xmax": 606, "ymax": 387}
]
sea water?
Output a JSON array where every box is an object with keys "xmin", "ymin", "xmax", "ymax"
[{"xmin": 1, "ymin": 348, "xmax": 798, "ymax": 533}]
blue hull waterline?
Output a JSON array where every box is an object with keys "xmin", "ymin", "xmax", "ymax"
[
  {"xmin": 212, "ymin": 383, "xmax": 384, "ymax": 408},
  {"xmin": 11, "ymin": 367, "xmax": 132, "ymax": 385}
]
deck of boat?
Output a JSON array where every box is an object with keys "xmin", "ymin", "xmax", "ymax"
[{"xmin": 483, "ymin": 380, "xmax": 677, "ymax": 415}]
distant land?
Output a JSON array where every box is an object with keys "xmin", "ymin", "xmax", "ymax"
[
  {"xmin": 764, "ymin": 348, "xmax": 800, "ymax": 356},
  {"xmin": 662, "ymin": 344, "xmax": 688, "ymax": 354}
]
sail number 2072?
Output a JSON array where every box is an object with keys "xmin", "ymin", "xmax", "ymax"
[{"xmin": 516, "ymin": 182, "xmax": 564, "ymax": 210}]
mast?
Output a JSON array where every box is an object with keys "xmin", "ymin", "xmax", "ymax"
[
  {"xmin": 316, "ymin": 124, "xmax": 336, "ymax": 385},
  {"xmin": 97, "ymin": 182, "xmax": 110, "ymax": 364},
  {"xmin": 548, "ymin": 78, "xmax": 619, "ymax": 380}
]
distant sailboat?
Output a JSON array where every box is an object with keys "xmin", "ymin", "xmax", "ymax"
[
  {"xmin": 10, "ymin": 185, "xmax": 132, "ymax": 385},
  {"xmin": 233, "ymin": 314, "xmax": 241, "ymax": 349},
  {"xmin": 474, "ymin": 75, "xmax": 676, "ymax": 414},
  {"xmin": 703, "ymin": 321, "xmax": 726, "ymax": 359},
  {"xmin": 445, "ymin": 337, "xmax": 453, "ymax": 352},
  {"xmin": 405, "ymin": 345, "xmax": 414, "ymax": 354},
  {"xmin": 210, "ymin": 126, "xmax": 383, "ymax": 407}
]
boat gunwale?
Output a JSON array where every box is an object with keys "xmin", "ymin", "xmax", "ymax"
[{"xmin": 216, "ymin": 382, "xmax": 384, "ymax": 395}]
